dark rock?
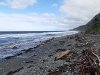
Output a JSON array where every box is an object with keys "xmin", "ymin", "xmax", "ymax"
[
  {"xmin": 12, "ymin": 46, "xmax": 17, "ymax": 49},
  {"xmin": 25, "ymin": 60, "xmax": 33, "ymax": 63},
  {"xmin": 56, "ymin": 49, "xmax": 66, "ymax": 52},
  {"xmin": 40, "ymin": 67, "xmax": 43, "ymax": 70},
  {"xmin": 68, "ymin": 44, "xmax": 71, "ymax": 46},
  {"xmin": 5, "ymin": 56, "xmax": 14, "ymax": 59},
  {"xmin": 33, "ymin": 54, "xmax": 37, "ymax": 56},
  {"xmin": 34, "ymin": 45, "xmax": 40, "ymax": 49},
  {"xmin": 15, "ymin": 52, "xmax": 23, "ymax": 56},
  {"xmin": 5, "ymin": 52, "xmax": 23, "ymax": 59},
  {"xmin": 69, "ymin": 36, "xmax": 74, "ymax": 39},
  {"xmin": 25, "ymin": 48, "xmax": 33, "ymax": 53},
  {"xmin": 48, "ymin": 54, "xmax": 53, "ymax": 57},
  {"xmin": 6, "ymin": 67, "xmax": 23, "ymax": 75},
  {"xmin": 27, "ymin": 65, "xmax": 33, "ymax": 68},
  {"xmin": 42, "ymin": 59, "xmax": 48, "ymax": 63}
]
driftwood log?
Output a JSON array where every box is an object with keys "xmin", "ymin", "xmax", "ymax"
[{"xmin": 54, "ymin": 50, "xmax": 78, "ymax": 61}]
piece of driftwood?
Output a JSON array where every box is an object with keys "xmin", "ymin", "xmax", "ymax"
[{"xmin": 54, "ymin": 50, "xmax": 78, "ymax": 61}]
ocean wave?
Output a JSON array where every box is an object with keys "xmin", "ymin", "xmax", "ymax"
[{"xmin": 0, "ymin": 31, "xmax": 78, "ymax": 58}]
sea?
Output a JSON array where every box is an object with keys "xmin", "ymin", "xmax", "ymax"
[{"xmin": 0, "ymin": 31, "xmax": 78, "ymax": 58}]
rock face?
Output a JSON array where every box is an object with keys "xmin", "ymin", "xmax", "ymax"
[{"xmin": 74, "ymin": 13, "xmax": 100, "ymax": 34}]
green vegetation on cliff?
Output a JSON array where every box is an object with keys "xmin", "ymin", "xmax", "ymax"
[
  {"xmin": 85, "ymin": 13, "xmax": 100, "ymax": 34},
  {"xmin": 74, "ymin": 13, "xmax": 100, "ymax": 34}
]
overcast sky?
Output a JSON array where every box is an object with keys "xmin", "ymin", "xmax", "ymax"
[{"xmin": 0, "ymin": 0, "xmax": 100, "ymax": 31}]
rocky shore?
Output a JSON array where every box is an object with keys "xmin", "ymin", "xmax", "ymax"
[{"xmin": 0, "ymin": 33, "xmax": 100, "ymax": 75}]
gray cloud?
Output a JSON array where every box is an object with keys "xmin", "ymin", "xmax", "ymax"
[{"xmin": 60, "ymin": 0, "xmax": 100, "ymax": 28}]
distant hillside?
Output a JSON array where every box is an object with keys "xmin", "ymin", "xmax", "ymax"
[
  {"xmin": 73, "ymin": 25, "xmax": 87, "ymax": 31},
  {"xmin": 74, "ymin": 13, "xmax": 100, "ymax": 34}
]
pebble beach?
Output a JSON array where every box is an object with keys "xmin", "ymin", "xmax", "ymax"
[{"xmin": 0, "ymin": 33, "xmax": 100, "ymax": 75}]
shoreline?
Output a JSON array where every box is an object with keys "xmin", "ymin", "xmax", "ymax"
[
  {"xmin": 0, "ymin": 33, "xmax": 100, "ymax": 75},
  {"xmin": 0, "ymin": 31, "xmax": 78, "ymax": 59}
]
